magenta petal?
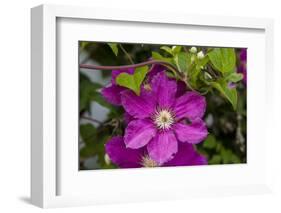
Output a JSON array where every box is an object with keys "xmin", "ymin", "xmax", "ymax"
[
  {"xmin": 151, "ymin": 72, "xmax": 177, "ymax": 109},
  {"xmin": 147, "ymin": 64, "xmax": 165, "ymax": 82},
  {"xmin": 176, "ymin": 80, "xmax": 187, "ymax": 98},
  {"xmin": 124, "ymin": 119, "xmax": 156, "ymax": 149},
  {"xmin": 101, "ymin": 84, "xmax": 125, "ymax": 105},
  {"xmin": 124, "ymin": 112, "xmax": 134, "ymax": 124},
  {"xmin": 140, "ymin": 86, "xmax": 157, "ymax": 105},
  {"xmin": 105, "ymin": 136, "xmax": 143, "ymax": 168},
  {"xmin": 121, "ymin": 90, "xmax": 155, "ymax": 119},
  {"xmin": 174, "ymin": 91, "xmax": 206, "ymax": 120},
  {"xmin": 147, "ymin": 130, "xmax": 178, "ymax": 165},
  {"xmin": 240, "ymin": 48, "xmax": 247, "ymax": 62},
  {"xmin": 174, "ymin": 118, "xmax": 208, "ymax": 144},
  {"xmin": 164, "ymin": 143, "xmax": 207, "ymax": 166}
]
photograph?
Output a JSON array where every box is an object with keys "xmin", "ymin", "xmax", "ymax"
[{"xmin": 78, "ymin": 42, "xmax": 247, "ymax": 170}]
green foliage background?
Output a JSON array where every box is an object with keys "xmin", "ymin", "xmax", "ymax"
[{"xmin": 79, "ymin": 42, "xmax": 246, "ymax": 170}]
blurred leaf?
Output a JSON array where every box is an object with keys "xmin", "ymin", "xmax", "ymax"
[
  {"xmin": 216, "ymin": 143, "xmax": 223, "ymax": 152},
  {"xmin": 80, "ymin": 146, "xmax": 96, "ymax": 158},
  {"xmin": 208, "ymin": 48, "xmax": 236, "ymax": 73},
  {"xmin": 209, "ymin": 155, "xmax": 222, "ymax": 164},
  {"xmin": 79, "ymin": 73, "xmax": 117, "ymax": 113},
  {"xmin": 196, "ymin": 55, "xmax": 209, "ymax": 69},
  {"xmin": 224, "ymin": 148, "xmax": 240, "ymax": 163},
  {"xmin": 221, "ymin": 148, "xmax": 232, "ymax": 164},
  {"xmin": 108, "ymin": 43, "xmax": 119, "ymax": 56},
  {"xmin": 221, "ymin": 148, "xmax": 240, "ymax": 164},
  {"xmin": 91, "ymin": 92, "xmax": 115, "ymax": 110},
  {"xmin": 80, "ymin": 124, "xmax": 97, "ymax": 145},
  {"xmin": 80, "ymin": 74, "xmax": 103, "ymax": 112},
  {"xmin": 203, "ymin": 135, "xmax": 216, "ymax": 149},
  {"xmin": 80, "ymin": 124, "xmax": 111, "ymax": 162},
  {"xmin": 95, "ymin": 134, "xmax": 111, "ymax": 165},
  {"xmin": 211, "ymin": 80, "xmax": 238, "ymax": 110},
  {"xmin": 230, "ymin": 154, "xmax": 241, "ymax": 163},
  {"xmin": 116, "ymin": 66, "xmax": 149, "ymax": 95},
  {"xmin": 80, "ymin": 41, "xmax": 89, "ymax": 50},
  {"xmin": 225, "ymin": 72, "xmax": 243, "ymax": 83}
]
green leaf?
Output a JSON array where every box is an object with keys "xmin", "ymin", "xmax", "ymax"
[
  {"xmin": 152, "ymin": 51, "xmax": 173, "ymax": 63},
  {"xmin": 225, "ymin": 72, "xmax": 244, "ymax": 83},
  {"xmin": 108, "ymin": 43, "xmax": 118, "ymax": 56},
  {"xmin": 208, "ymin": 48, "xmax": 236, "ymax": 73},
  {"xmin": 174, "ymin": 52, "xmax": 188, "ymax": 73},
  {"xmin": 116, "ymin": 66, "xmax": 149, "ymax": 95},
  {"xmin": 172, "ymin": 46, "xmax": 182, "ymax": 55},
  {"xmin": 160, "ymin": 46, "xmax": 173, "ymax": 55},
  {"xmin": 211, "ymin": 80, "xmax": 238, "ymax": 110}
]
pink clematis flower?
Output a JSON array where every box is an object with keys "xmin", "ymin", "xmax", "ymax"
[
  {"xmin": 121, "ymin": 72, "xmax": 208, "ymax": 165},
  {"xmin": 106, "ymin": 136, "xmax": 207, "ymax": 168}
]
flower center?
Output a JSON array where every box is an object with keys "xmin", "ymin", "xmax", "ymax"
[
  {"xmin": 154, "ymin": 109, "xmax": 174, "ymax": 130},
  {"xmin": 141, "ymin": 155, "xmax": 158, "ymax": 167}
]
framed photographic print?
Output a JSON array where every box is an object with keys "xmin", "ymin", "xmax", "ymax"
[{"xmin": 31, "ymin": 4, "xmax": 274, "ymax": 208}]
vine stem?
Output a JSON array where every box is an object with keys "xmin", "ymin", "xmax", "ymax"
[
  {"xmin": 79, "ymin": 60, "xmax": 195, "ymax": 91},
  {"xmin": 80, "ymin": 60, "xmax": 180, "ymax": 79}
]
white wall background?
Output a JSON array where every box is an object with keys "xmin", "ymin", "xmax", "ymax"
[{"xmin": 0, "ymin": 0, "xmax": 280, "ymax": 212}]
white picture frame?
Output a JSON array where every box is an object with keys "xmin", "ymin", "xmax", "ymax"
[{"xmin": 31, "ymin": 4, "xmax": 274, "ymax": 208}]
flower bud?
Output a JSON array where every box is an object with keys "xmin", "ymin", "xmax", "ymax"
[
  {"xmin": 197, "ymin": 51, "xmax": 205, "ymax": 59},
  {"xmin": 190, "ymin": 47, "xmax": 197, "ymax": 53}
]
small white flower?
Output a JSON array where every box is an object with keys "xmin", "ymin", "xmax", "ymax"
[
  {"xmin": 190, "ymin": 47, "xmax": 197, "ymax": 53},
  {"xmin": 197, "ymin": 51, "xmax": 205, "ymax": 59}
]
